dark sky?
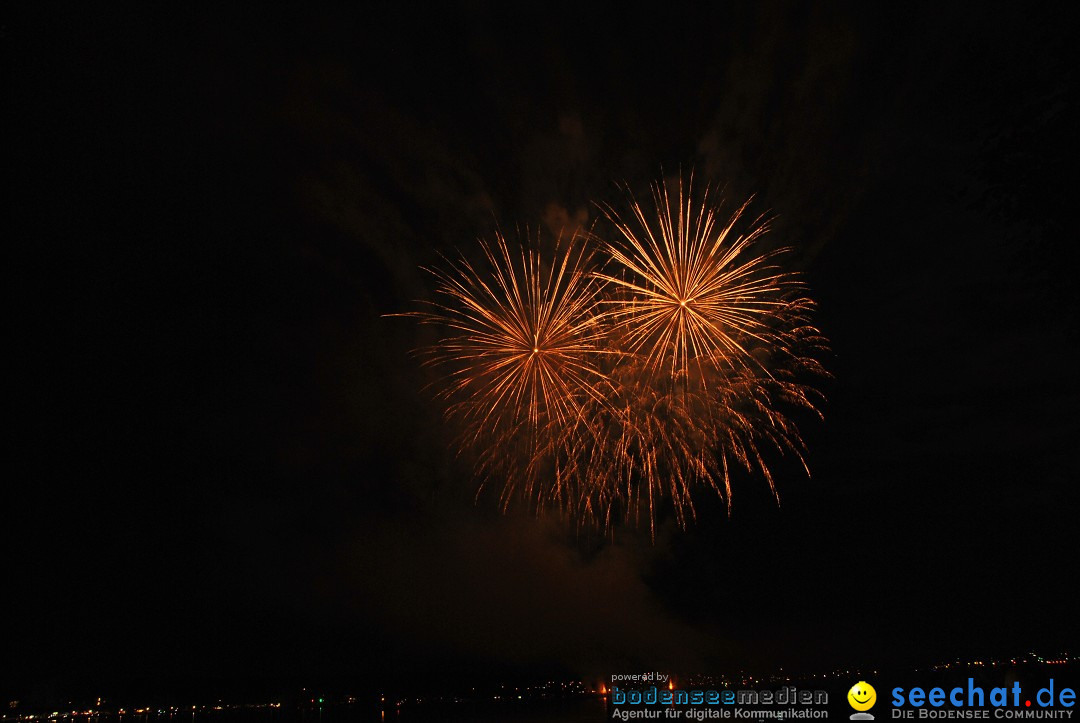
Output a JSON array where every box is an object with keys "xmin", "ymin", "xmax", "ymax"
[{"xmin": 8, "ymin": 2, "xmax": 1079, "ymax": 698}]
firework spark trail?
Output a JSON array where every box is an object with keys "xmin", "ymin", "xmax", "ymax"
[
  {"xmin": 561, "ymin": 348, "xmax": 822, "ymax": 537},
  {"xmin": 400, "ymin": 231, "xmax": 611, "ymax": 510},
  {"xmin": 396, "ymin": 176, "xmax": 828, "ymax": 535}
]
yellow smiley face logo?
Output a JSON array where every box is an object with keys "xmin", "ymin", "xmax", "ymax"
[{"xmin": 848, "ymin": 681, "xmax": 877, "ymax": 711}]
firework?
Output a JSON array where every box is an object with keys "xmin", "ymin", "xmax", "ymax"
[
  {"xmin": 582, "ymin": 177, "xmax": 828, "ymax": 533},
  {"xmin": 596, "ymin": 177, "xmax": 804, "ymax": 386},
  {"xmin": 402, "ymin": 231, "xmax": 610, "ymax": 510},
  {"xmin": 396, "ymin": 175, "xmax": 828, "ymax": 535}
]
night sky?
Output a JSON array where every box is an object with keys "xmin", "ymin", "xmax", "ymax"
[{"xmin": 8, "ymin": 2, "xmax": 1079, "ymax": 699}]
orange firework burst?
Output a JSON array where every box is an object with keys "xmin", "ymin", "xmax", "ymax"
[
  {"xmin": 583, "ymin": 176, "xmax": 828, "ymax": 533},
  {"xmin": 403, "ymin": 231, "xmax": 610, "ymax": 510},
  {"xmin": 596, "ymin": 177, "xmax": 803, "ymax": 385},
  {"xmin": 396, "ymin": 174, "xmax": 828, "ymax": 536}
]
